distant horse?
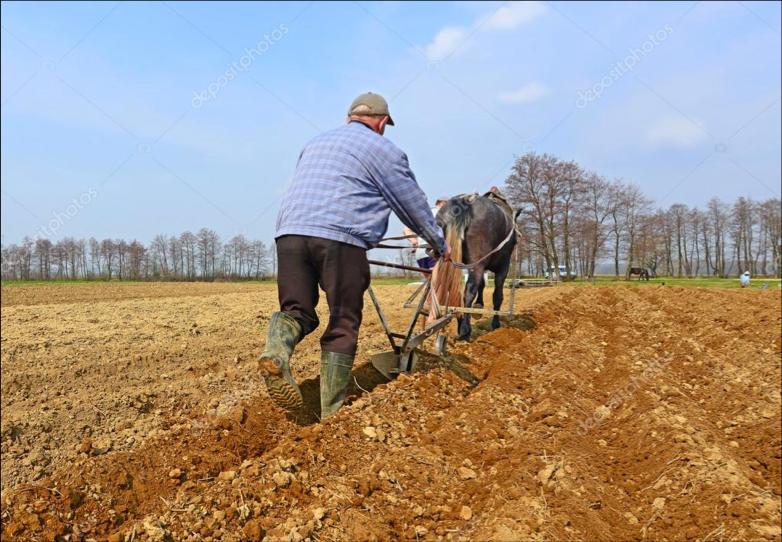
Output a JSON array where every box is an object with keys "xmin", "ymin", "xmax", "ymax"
[
  {"xmin": 628, "ymin": 267, "xmax": 650, "ymax": 281},
  {"xmin": 435, "ymin": 194, "xmax": 517, "ymax": 340}
]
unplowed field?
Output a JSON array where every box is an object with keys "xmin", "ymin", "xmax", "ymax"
[{"xmin": 1, "ymin": 281, "xmax": 780, "ymax": 541}]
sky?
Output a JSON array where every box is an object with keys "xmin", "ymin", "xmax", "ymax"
[{"xmin": 1, "ymin": 0, "xmax": 780, "ymax": 246}]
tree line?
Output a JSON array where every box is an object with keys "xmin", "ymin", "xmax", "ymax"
[
  {"xmin": 3, "ymin": 151, "xmax": 780, "ymax": 281},
  {"xmin": 505, "ymin": 152, "xmax": 781, "ymax": 278},
  {"xmin": 1, "ymin": 229, "xmax": 272, "ymax": 281}
]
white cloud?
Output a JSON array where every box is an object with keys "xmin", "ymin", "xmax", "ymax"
[
  {"xmin": 482, "ymin": 1, "xmax": 546, "ymax": 30},
  {"xmin": 422, "ymin": 1, "xmax": 545, "ymax": 62},
  {"xmin": 424, "ymin": 26, "xmax": 469, "ymax": 62},
  {"xmin": 499, "ymin": 81, "xmax": 548, "ymax": 103},
  {"xmin": 646, "ymin": 117, "xmax": 708, "ymax": 148}
]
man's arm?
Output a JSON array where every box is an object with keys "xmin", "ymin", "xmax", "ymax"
[{"xmin": 375, "ymin": 152, "xmax": 447, "ymax": 255}]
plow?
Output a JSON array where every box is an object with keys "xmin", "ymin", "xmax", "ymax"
[
  {"xmin": 365, "ymin": 254, "xmax": 520, "ymax": 379},
  {"xmin": 364, "ymin": 193, "xmax": 543, "ymax": 380}
]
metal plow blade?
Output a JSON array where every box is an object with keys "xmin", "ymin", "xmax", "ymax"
[{"xmin": 369, "ymin": 350, "xmax": 419, "ymax": 380}]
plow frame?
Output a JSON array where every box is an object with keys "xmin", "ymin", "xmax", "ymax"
[
  {"xmin": 366, "ymin": 259, "xmax": 454, "ymax": 378},
  {"xmin": 401, "ymin": 271, "xmax": 520, "ymax": 318},
  {"xmin": 365, "ymin": 256, "xmax": 523, "ymax": 378}
]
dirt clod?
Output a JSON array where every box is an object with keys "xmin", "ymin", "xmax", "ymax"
[
  {"xmin": 218, "ymin": 470, "xmax": 236, "ymax": 481},
  {"xmin": 458, "ymin": 467, "xmax": 477, "ymax": 480},
  {"xmin": 78, "ymin": 438, "xmax": 92, "ymax": 455},
  {"xmin": 243, "ymin": 519, "xmax": 266, "ymax": 541},
  {"xmin": 460, "ymin": 505, "xmax": 473, "ymax": 520}
]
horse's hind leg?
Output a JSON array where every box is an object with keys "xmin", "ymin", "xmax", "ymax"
[
  {"xmin": 491, "ymin": 262, "xmax": 510, "ymax": 330},
  {"xmin": 474, "ymin": 274, "xmax": 485, "ymax": 309},
  {"xmin": 458, "ymin": 270, "xmax": 481, "ymax": 340}
]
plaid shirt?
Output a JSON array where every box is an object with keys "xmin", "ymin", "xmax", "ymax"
[{"xmin": 276, "ymin": 121, "xmax": 446, "ymax": 253}]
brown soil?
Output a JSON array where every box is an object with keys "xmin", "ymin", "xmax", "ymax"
[
  {"xmin": 1, "ymin": 282, "xmax": 779, "ymax": 541},
  {"xmin": 1, "ymin": 282, "xmax": 267, "ymax": 307}
]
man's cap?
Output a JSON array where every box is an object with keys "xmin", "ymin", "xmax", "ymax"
[
  {"xmin": 435, "ymin": 196, "xmax": 449, "ymax": 204},
  {"xmin": 348, "ymin": 92, "xmax": 394, "ymax": 126}
]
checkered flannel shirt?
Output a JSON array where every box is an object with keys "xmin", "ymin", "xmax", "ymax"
[{"xmin": 276, "ymin": 121, "xmax": 446, "ymax": 254}]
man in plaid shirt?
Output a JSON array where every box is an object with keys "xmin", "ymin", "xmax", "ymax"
[{"xmin": 260, "ymin": 92, "xmax": 449, "ymax": 418}]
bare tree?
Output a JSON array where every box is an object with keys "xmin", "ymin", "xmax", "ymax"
[
  {"xmin": 621, "ymin": 184, "xmax": 651, "ymax": 278},
  {"xmin": 579, "ymin": 174, "xmax": 613, "ymax": 277},
  {"xmin": 506, "ymin": 153, "xmax": 565, "ymax": 277},
  {"xmin": 608, "ymin": 181, "xmax": 627, "ymax": 277},
  {"xmin": 100, "ymin": 239, "xmax": 115, "ymax": 280},
  {"xmin": 35, "ymin": 238, "xmax": 52, "ymax": 279},
  {"xmin": 196, "ymin": 228, "xmax": 220, "ymax": 279},
  {"xmin": 758, "ymin": 198, "xmax": 781, "ymax": 277},
  {"xmin": 708, "ymin": 198, "xmax": 729, "ymax": 276},
  {"xmin": 180, "ymin": 231, "xmax": 197, "ymax": 279}
]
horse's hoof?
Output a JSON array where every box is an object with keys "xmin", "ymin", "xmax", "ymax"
[{"xmin": 456, "ymin": 334, "xmax": 471, "ymax": 342}]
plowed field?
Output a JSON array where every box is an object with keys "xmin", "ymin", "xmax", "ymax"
[{"xmin": 1, "ymin": 281, "xmax": 780, "ymax": 541}]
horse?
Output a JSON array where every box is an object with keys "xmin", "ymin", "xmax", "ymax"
[
  {"xmin": 435, "ymin": 194, "xmax": 517, "ymax": 341},
  {"xmin": 628, "ymin": 267, "xmax": 650, "ymax": 281}
]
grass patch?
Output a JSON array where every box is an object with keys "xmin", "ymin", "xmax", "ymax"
[
  {"xmin": 3, "ymin": 276, "xmax": 779, "ymax": 290},
  {"xmin": 582, "ymin": 276, "xmax": 781, "ymax": 289},
  {"xmin": 0, "ymin": 279, "xmax": 133, "ymax": 287},
  {"xmin": 1, "ymin": 279, "xmax": 277, "ymax": 287}
]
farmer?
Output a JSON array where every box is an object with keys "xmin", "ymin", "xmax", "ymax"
[
  {"xmin": 740, "ymin": 271, "xmax": 750, "ymax": 288},
  {"xmin": 260, "ymin": 92, "xmax": 449, "ymax": 419}
]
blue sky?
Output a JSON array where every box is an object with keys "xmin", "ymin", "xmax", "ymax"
[{"xmin": 2, "ymin": 1, "xmax": 780, "ymax": 245}]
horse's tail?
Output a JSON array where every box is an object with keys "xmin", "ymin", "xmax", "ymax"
[{"xmin": 431, "ymin": 197, "xmax": 471, "ymax": 311}]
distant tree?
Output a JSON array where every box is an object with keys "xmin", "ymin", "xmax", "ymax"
[
  {"xmin": 621, "ymin": 184, "xmax": 651, "ymax": 278},
  {"xmin": 579, "ymin": 174, "xmax": 612, "ymax": 278},
  {"xmin": 35, "ymin": 238, "xmax": 52, "ymax": 279},
  {"xmin": 100, "ymin": 239, "xmax": 115, "ymax": 280},
  {"xmin": 196, "ymin": 228, "xmax": 220, "ymax": 279},
  {"xmin": 180, "ymin": 231, "xmax": 197, "ymax": 279},
  {"xmin": 758, "ymin": 198, "xmax": 781, "ymax": 277},
  {"xmin": 506, "ymin": 153, "xmax": 563, "ymax": 276}
]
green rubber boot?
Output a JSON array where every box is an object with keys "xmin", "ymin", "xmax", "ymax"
[
  {"xmin": 320, "ymin": 351, "xmax": 355, "ymax": 419},
  {"xmin": 259, "ymin": 312, "xmax": 304, "ymax": 412}
]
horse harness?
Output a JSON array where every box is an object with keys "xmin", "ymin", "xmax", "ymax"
[
  {"xmin": 376, "ymin": 192, "xmax": 520, "ymax": 270},
  {"xmin": 449, "ymin": 192, "xmax": 519, "ymax": 271}
]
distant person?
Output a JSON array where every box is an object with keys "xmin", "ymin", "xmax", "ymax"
[
  {"xmin": 740, "ymin": 271, "xmax": 750, "ymax": 288},
  {"xmin": 404, "ymin": 197, "xmax": 448, "ymax": 273}
]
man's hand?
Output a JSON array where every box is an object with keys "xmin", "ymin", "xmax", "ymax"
[{"xmin": 443, "ymin": 241, "xmax": 451, "ymax": 262}]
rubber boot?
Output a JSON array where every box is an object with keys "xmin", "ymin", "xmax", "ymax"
[
  {"xmin": 320, "ymin": 351, "xmax": 355, "ymax": 419},
  {"xmin": 258, "ymin": 312, "xmax": 304, "ymax": 412}
]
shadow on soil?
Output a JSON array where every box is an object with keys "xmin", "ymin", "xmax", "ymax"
[
  {"xmin": 291, "ymin": 312, "xmax": 536, "ymax": 425},
  {"xmin": 471, "ymin": 311, "xmax": 536, "ymax": 337}
]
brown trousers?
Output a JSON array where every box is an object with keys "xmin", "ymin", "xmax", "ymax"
[{"xmin": 276, "ymin": 235, "xmax": 370, "ymax": 356}]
